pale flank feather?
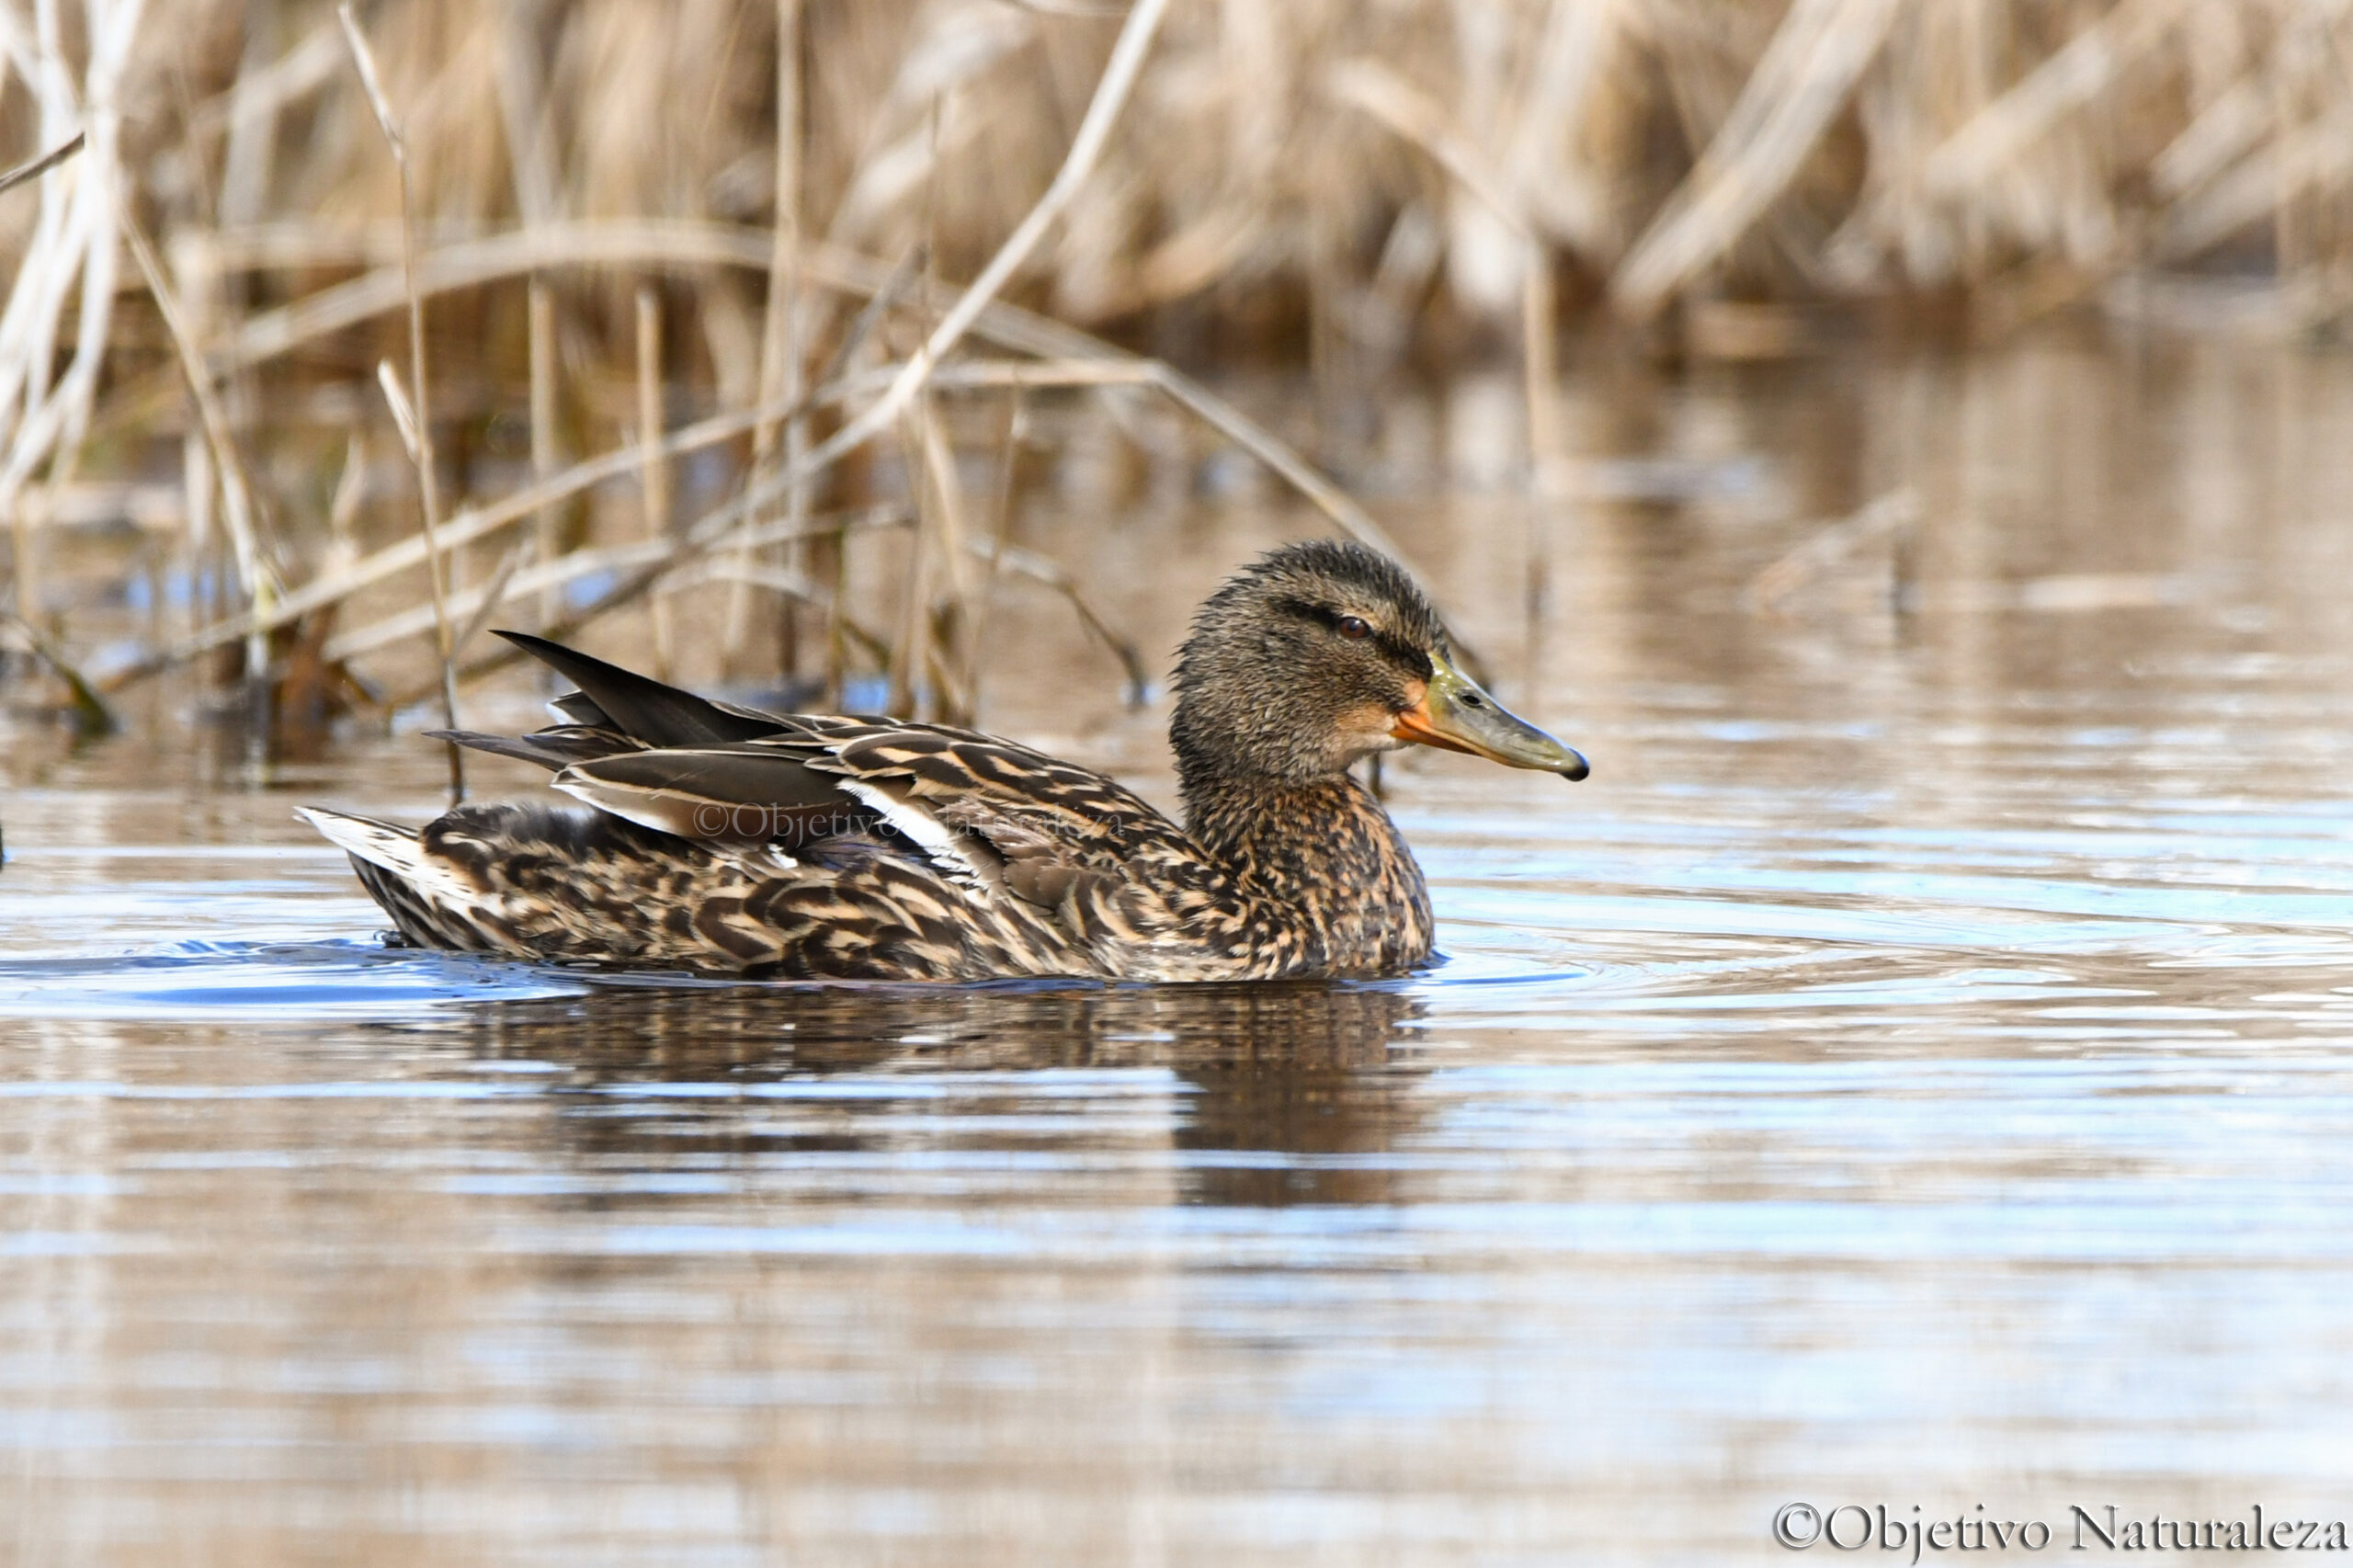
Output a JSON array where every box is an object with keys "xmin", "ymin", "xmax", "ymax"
[{"xmin": 298, "ymin": 808, "xmax": 482, "ymax": 909}]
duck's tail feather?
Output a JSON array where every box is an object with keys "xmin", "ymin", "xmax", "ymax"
[
  {"xmin": 297, "ymin": 807, "xmax": 496, "ymax": 950},
  {"xmin": 490, "ymin": 631, "xmax": 787, "ymax": 748},
  {"xmin": 298, "ymin": 806, "xmax": 423, "ymax": 875}
]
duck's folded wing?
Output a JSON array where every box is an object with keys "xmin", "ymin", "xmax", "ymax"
[
  {"xmin": 793, "ymin": 721, "xmax": 1229, "ymax": 943},
  {"xmin": 542, "ymin": 745, "xmax": 860, "ymax": 846},
  {"xmin": 548, "ymin": 720, "xmax": 1221, "ymax": 947}
]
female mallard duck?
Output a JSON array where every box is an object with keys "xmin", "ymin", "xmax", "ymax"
[{"xmin": 302, "ymin": 540, "xmax": 1586, "ymax": 982}]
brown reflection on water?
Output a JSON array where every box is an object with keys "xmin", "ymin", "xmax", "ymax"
[
  {"xmin": 0, "ymin": 987, "xmax": 1446, "ymax": 1567},
  {"xmin": 464, "ymin": 980, "xmax": 1427, "ymax": 1211}
]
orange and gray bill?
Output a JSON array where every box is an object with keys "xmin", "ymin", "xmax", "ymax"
[{"xmin": 1390, "ymin": 650, "xmax": 1588, "ymax": 780}]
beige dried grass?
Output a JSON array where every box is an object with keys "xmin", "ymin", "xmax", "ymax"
[
  {"xmin": 10, "ymin": 0, "xmax": 2353, "ymax": 727},
  {"xmin": 29, "ymin": 1, "xmax": 2353, "ymax": 332}
]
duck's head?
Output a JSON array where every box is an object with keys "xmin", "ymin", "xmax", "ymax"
[{"xmin": 1170, "ymin": 540, "xmax": 1588, "ymax": 792}]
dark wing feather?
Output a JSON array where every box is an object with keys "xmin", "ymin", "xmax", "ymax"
[
  {"xmin": 425, "ymin": 725, "xmax": 644, "ymax": 771},
  {"xmin": 492, "ymin": 631, "xmax": 793, "ymax": 746},
  {"xmin": 551, "ymin": 745, "xmax": 872, "ymax": 843},
  {"xmin": 548, "ymin": 691, "xmax": 612, "ymax": 726}
]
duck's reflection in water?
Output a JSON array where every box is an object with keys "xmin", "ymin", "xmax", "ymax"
[
  {"xmin": 1151, "ymin": 984, "xmax": 1427, "ymax": 1209},
  {"xmin": 454, "ymin": 979, "xmax": 1428, "ymax": 1209}
]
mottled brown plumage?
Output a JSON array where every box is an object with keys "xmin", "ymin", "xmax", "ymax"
[{"xmin": 303, "ymin": 541, "xmax": 1587, "ymax": 982}]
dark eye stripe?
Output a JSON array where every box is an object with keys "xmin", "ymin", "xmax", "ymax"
[{"xmin": 1270, "ymin": 597, "xmax": 1435, "ymax": 680}]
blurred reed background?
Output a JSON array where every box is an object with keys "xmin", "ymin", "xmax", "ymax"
[{"xmin": 0, "ymin": 0, "xmax": 2345, "ymax": 756}]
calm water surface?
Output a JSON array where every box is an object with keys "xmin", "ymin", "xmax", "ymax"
[{"xmin": 6, "ymin": 338, "xmax": 2353, "ymax": 1564}]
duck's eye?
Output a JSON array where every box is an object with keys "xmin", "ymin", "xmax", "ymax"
[{"xmin": 1336, "ymin": 616, "xmax": 1372, "ymax": 641}]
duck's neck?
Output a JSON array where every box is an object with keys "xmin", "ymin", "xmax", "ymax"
[{"xmin": 1180, "ymin": 767, "xmax": 1435, "ymax": 975}]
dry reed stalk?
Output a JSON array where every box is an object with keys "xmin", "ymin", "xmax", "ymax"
[
  {"xmin": 43, "ymin": 0, "xmax": 2353, "ymax": 443},
  {"xmin": 1325, "ymin": 60, "xmax": 1524, "ymax": 244},
  {"xmin": 1504, "ymin": 0, "xmax": 1620, "ymax": 265},
  {"xmin": 2151, "ymin": 75, "xmax": 2269, "ymax": 205},
  {"xmin": 120, "ymin": 268, "xmax": 1461, "ymax": 695},
  {"xmin": 634, "ymin": 283, "xmax": 675, "ymax": 678},
  {"xmin": 690, "ymin": 506, "xmax": 908, "ymax": 570},
  {"xmin": 789, "ymin": 0, "xmax": 1171, "ymax": 486},
  {"xmin": 1321, "ymin": 51, "xmax": 1568, "ymax": 664},
  {"xmin": 449, "ymin": 544, "xmax": 527, "ymax": 662},
  {"xmin": 114, "ymin": 204, "xmax": 274, "ymax": 683},
  {"xmin": 669, "ymin": 558, "xmax": 893, "ymax": 668},
  {"xmin": 722, "ymin": 0, "xmax": 807, "ymax": 679},
  {"xmin": 7, "ymin": 495, "xmax": 31, "ymax": 628},
  {"xmin": 183, "ymin": 21, "xmax": 341, "ymax": 158},
  {"xmin": 0, "ymin": 2, "xmax": 142, "ymax": 625},
  {"xmin": 340, "ymin": 1, "xmax": 462, "ymax": 798},
  {"xmin": 17, "ymin": 1, "xmax": 2353, "ymax": 767},
  {"xmin": 1148, "ymin": 369, "xmax": 1491, "ymax": 677},
  {"xmin": 372, "ymin": 359, "xmax": 460, "ymax": 683},
  {"xmin": 959, "ymin": 387, "xmax": 1027, "ymax": 716},
  {"xmin": 822, "ymin": 500, "xmax": 851, "ymax": 707},
  {"xmin": 2160, "ymin": 101, "xmax": 2353, "ymax": 261},
  {"xmin": 884, "ymin": 406, "xmax": 935, "ymax": 719},
  {"xmin": 327, "ymin": 429, "xmax": 365, "ymax": 562},
  {"xmin": 125, "ymin": 210, "xmax": 1472, "ymax": 607},
  {"xmin": 1831, "ymin": 0, "xmax": 2197, "ymax": 283},
  {"xmin": 890, "ymin": 395, "xmax": 973, "ymax": 721},
  {"xmin": 176, "ymin": 424, "xmax": 211, "ymax": 637},
  {"xmin": 495, "ymin": 0, "xmax": 565, "ymax": 632},
  {"xmin": 1324, "ymin": 58, "xmax": 1567, "ymax": 495},
  {"xmin": 133, "ymin": 221, "xmax": 851, "ymax": 436},
  {"xmin": 808, "ymin": 238, "xmax": 920, "ymax": 704},
  {"xmin": 962, "ymin": 535, "xmax": 1147, "ymax": 703},
  {"xmin": 217, "ymin": 6, "xmax": 285, "ymax": 230},
  {"xmin": 102, "ymin": 113, "xmax": 1506, "ymax": 713},
  {"xmin": 232, "ymin": 370, "xmax": 944, "ymax": 676},
  {"xmin": 824, "ymin": 242, "xmax": 928, "ymax": 381},
  {"xmin": 1922, "ymin": 0, "xmax": 2196, "ymax": 205},
  {"xmin": 115, "ymin": 375, "xmax": 857, "ymax": 685},
  {"xmin": 785, "ymin": 322, "xmax": 1496, "ymax": 671},
  {"xmin": 492, "ymin": 1, "xmax": 560, "ymax": 224},
  {"xmin": 715, "ymin": 341, "xmax": 1483, "ymax": 670},
  {"xmin": 338, "ymin": 365, "xmax": 1135, "ymax": 686},
  {"xmin": 903, "ymin": 222, "xmax": 1474, "ymax": 602},
  {"xmin": 1612, "ymin": 0, "xmax": 1904, "ymax": 317},
  {"xmin": 328, "ymin": 537, "xmax": 675, "ymax": 664},
  {"xmin": 0, "ymin": 132, "xmax": 85, "ymax": 198},
  {"xmin": 1, "ymin": 607, "xmax": 114, "ymax": 734},
  {"xmin": 527, "ymin": 278, "xmax": 562, "ymax": 625},
  {"xmin": 381, "ymin": 504, "xmax": 913, "ymax": 709}
]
